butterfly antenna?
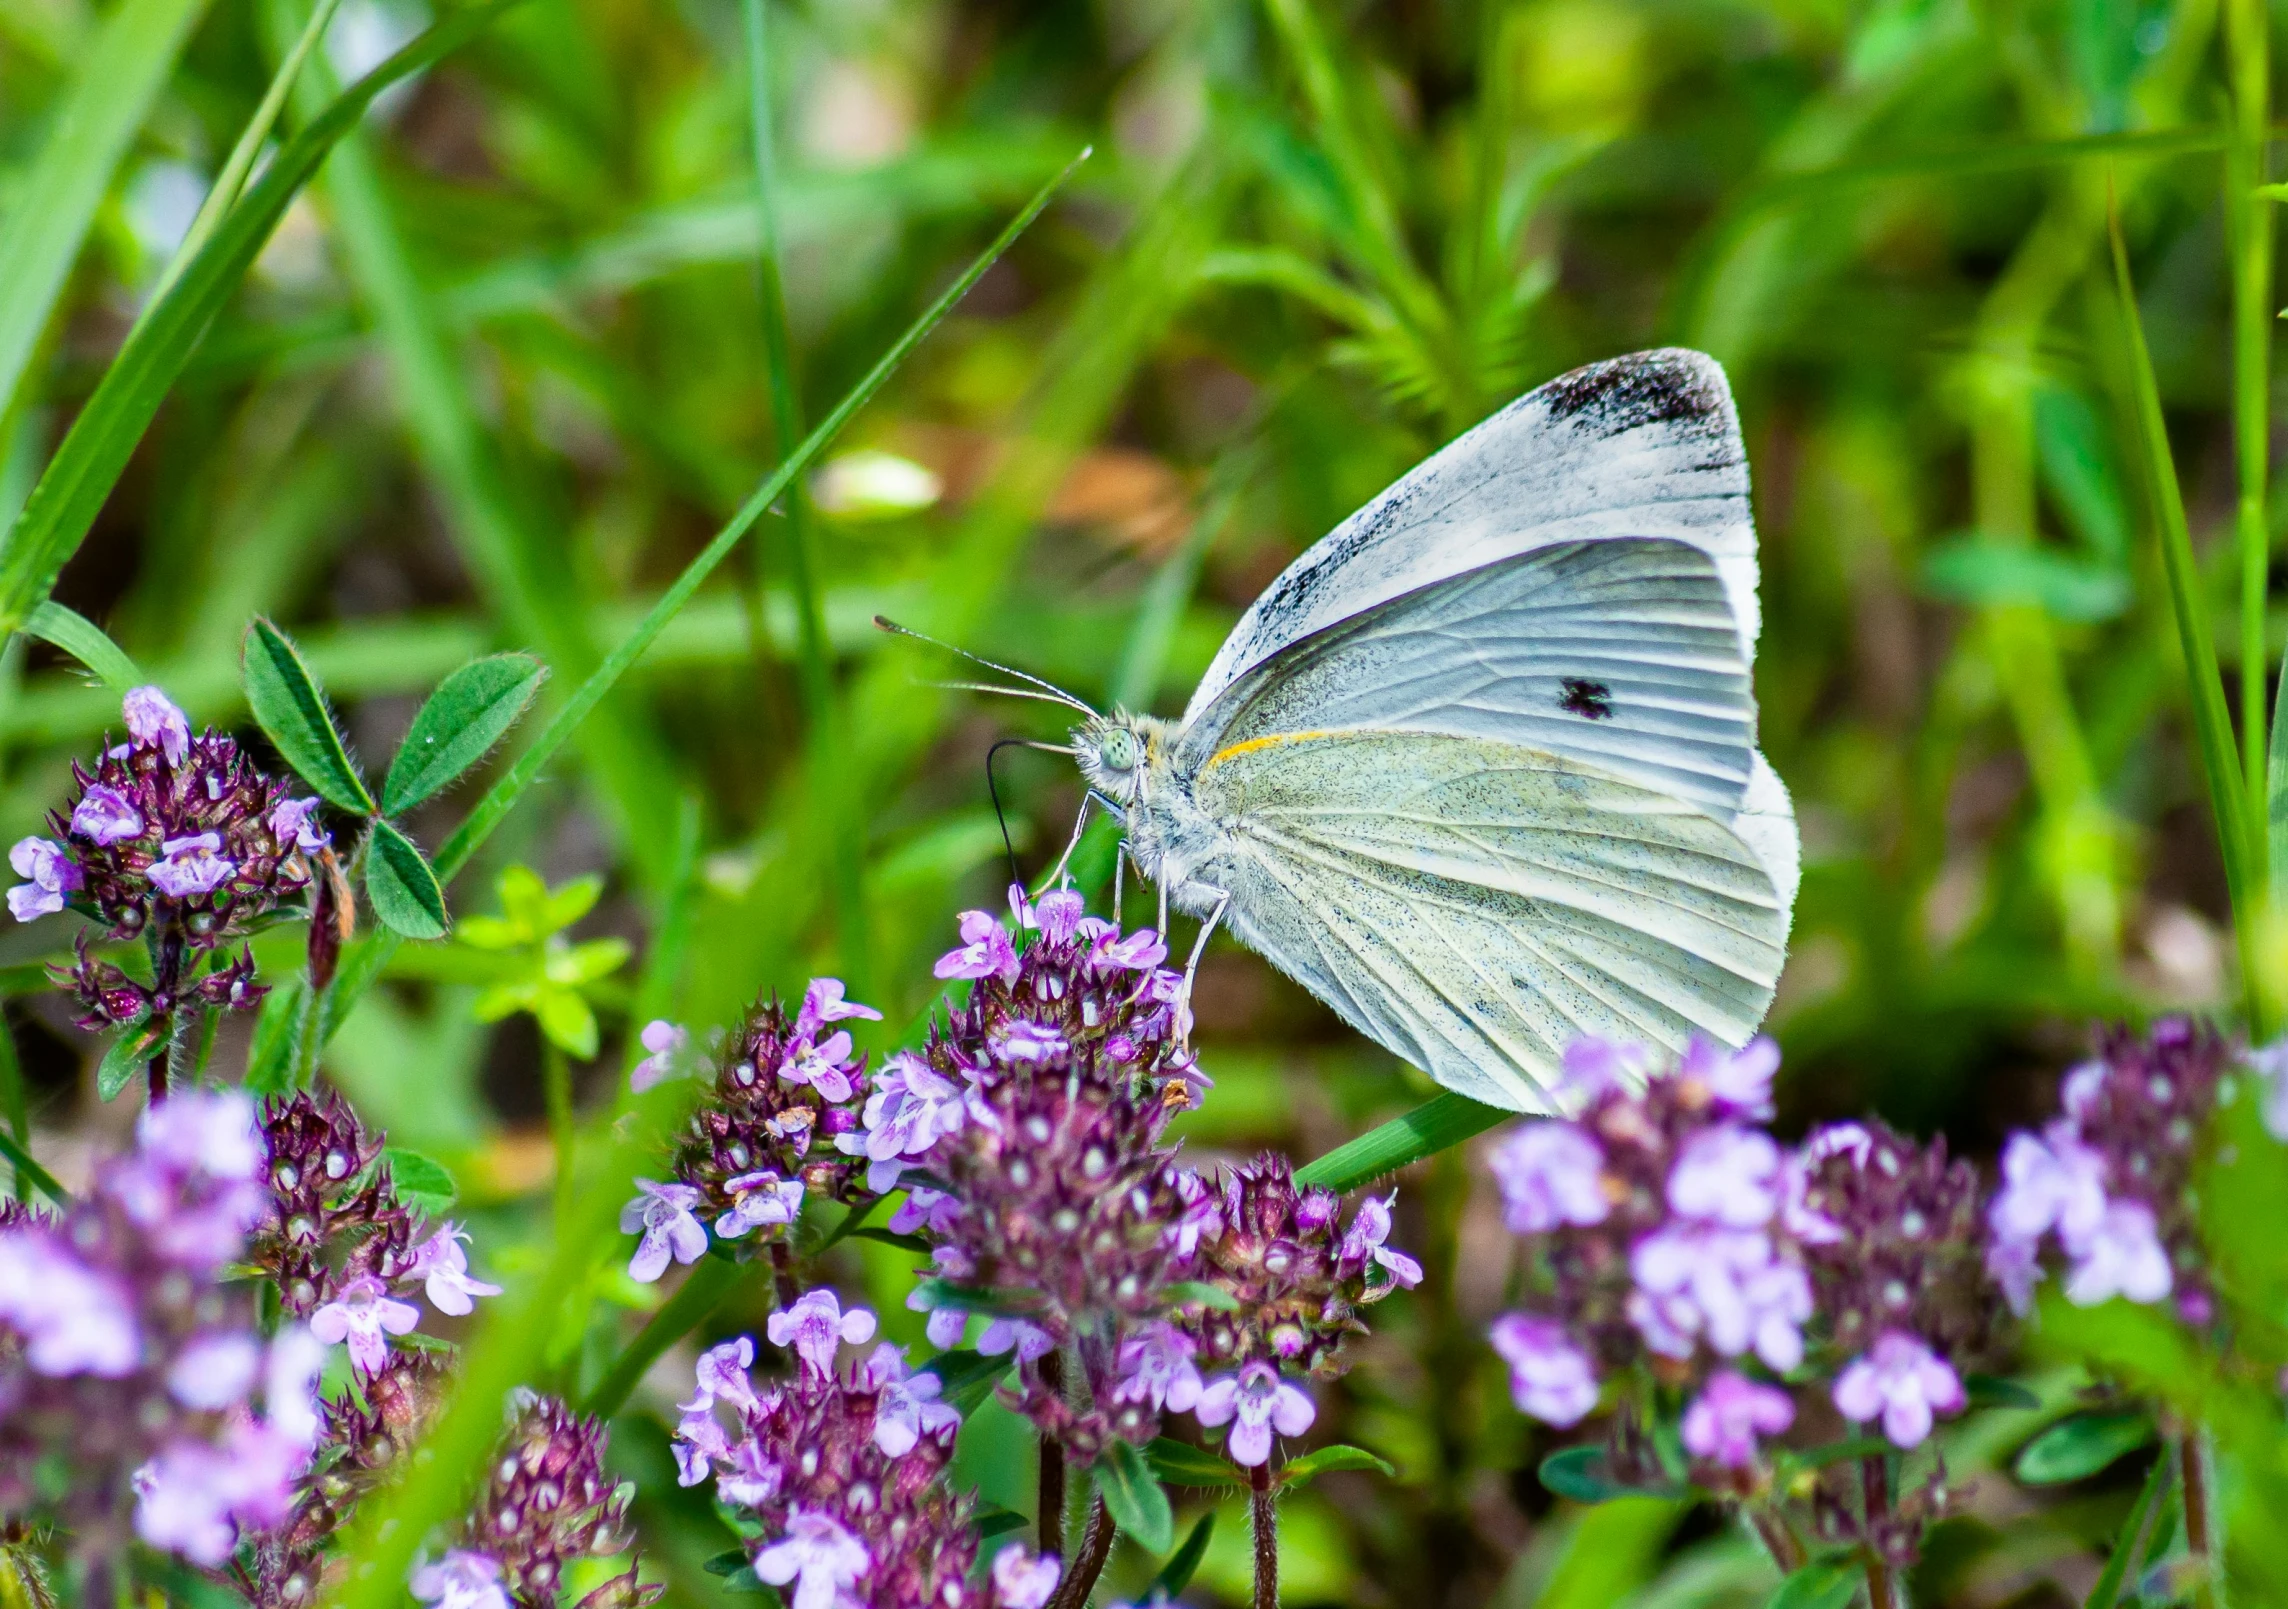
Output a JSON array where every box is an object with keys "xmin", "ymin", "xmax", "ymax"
[
  {"xmin": 924, "ymin": 679, "xmax": 1094, "ymax": 711},
  {"xmin": 875, "ymin": 616, "xmax": 1099, "ymax": 716},
  {"xmin": 984, "ymin": 738, "xmax": 1029, "ymax": 889}
]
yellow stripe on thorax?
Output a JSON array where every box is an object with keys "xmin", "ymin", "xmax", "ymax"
[{"xmin": 1201, "ymin": 729, "xmax": 1351, "ymax": 772}]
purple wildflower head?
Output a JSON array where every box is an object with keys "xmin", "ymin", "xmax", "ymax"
[
  {"xmin": 454, "ymin": 1393, "xmax": 654, "ymax": 1608},
  {"xmin": 1680, "ymin": 1368, "xmax": 1794, "ymax": 1475}
]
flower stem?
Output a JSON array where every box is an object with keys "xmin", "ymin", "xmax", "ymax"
[
  {"xmin": 1038, "ymin": 1351, "xmax": 1067, "ymax": 1557},
  {"xmin": 2182, "ymin": 1430, "xmax": 2221, "ymax": 1609},
  {"xmin": 1047, "ymin": 1496, "xmax": 1114, "ymax": 1609},
  {"xmin": 1251, "ymin": 1459, "xmax": 1279, "ymax": 1609},
  {"xmin": 1859, "ymin": 1456, "xmax": 1898, "ymax": 1609},
  {"xmin": 542, "ymin": 1039, "xmax": 574, "ymax": 1230},
  {"xmin": 767, "ymin": 1238, "xmax": 798, "ymax": 1310},
  {"xmin": 1746, "ymin": 1503, "xmax": 1804, "ymax": 1573}
]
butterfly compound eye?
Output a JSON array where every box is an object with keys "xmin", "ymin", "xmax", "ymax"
[{"xmin": 1100, "ymin": 729, "xmax": 1139, "ymax": 771}]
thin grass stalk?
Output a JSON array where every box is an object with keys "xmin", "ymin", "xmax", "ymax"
[
  {"xmin": 743, "ymin": 0, "xmax": 870, "ymax": 994},
  {"xmin": 2088, "ymin": 1450, "xmax": 2173, "ymax": 1609},
  {"xmin": 138, "ymin": 0, "xmax": 345, "ymax": 317},
  {"xmin": 2109, "ymin": 187, "xmax": 2262, "ymax": 1014}
]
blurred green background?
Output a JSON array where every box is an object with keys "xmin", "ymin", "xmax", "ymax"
[{"xmin": 0, "ymin": 0, "xmax": 2268, "ymax": 1602}]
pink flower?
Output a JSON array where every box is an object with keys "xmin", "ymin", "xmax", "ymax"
[
  {"xmin": 1035, "ymin": 889, "xmax": 1085, "ymax": 943},
  {"xmin": 991, "ymin": 1542, "xmax": 1062, "ymax": 1609},
  {"xmin": 846, "ymin": 1051, "xmax": 968, "ymax": 1191},
  {"xmin": 166, "ymin": 1331, "xmax": 261, "ymax": 1409},
  {"xmin": 0, "ymin": 1230, "xmax": 140, "ymax": 1376},
  {"xmin": 1832, "ymin": 1331, "xmax": 1964, "ymax": 1448},
  {"xmin": 71, "ymin": 783, "xmax": 143, "ymax": 846},
  {"xmin": 778, "ymin": 1025, "xmax": 858, "ymax": 1103},
  {"xmin": 263, "ymin": 1324, "xmax": 328, "ymax": 1449},
  {"xmin": 403, "ymin": 1223, "xmax": 502, "ymax": 1316},
  {"xmin": 767, "ymin": 1289, "xmax": 876, "ymax": 1375},
  {"xmin": 686, "ymin": 1335, "xmax": 760, "ymax": 1415},
  {"xmin": 150, "ymin": 831, "xmax": 235, "ymax": 897},
  {"xmin": 1988, "ymin": 1126, "xmax": 2107, "ymax": 1251},
  {"xmin": 755, "ymin": 1506, "xmax": 871, "ymax": 1609},
  {"xmin": 1339, "ymin": 1192, "xmax": 1423, "ymax": 1287},
  {"xmin": 1681, "ymin": 1370, "xmax": 1794, "ymax": 1469},
  {"xmin": 935, "ymin": 909, "xmax": 1020, "ymax": 984},
  {"xmin": 977, "ymin": 1317, "xmax": 1055, "ymax": 1362},
  {"xmin": 1553, "ymin": 1036, "xmax": 1652, "ymax": 1108},
  {"xmin": 1488, "ymin": 1314, "xmax": 1599, "ymax": 1427},
  {"xmin": 718, "ymin": 1170, "xmax": 806, "ymax": 1238},
  {"xmin": 860, "ymin": 1344, "xmax": 961, "ymax": 1457},
  {"xmin": 1667, "ymin": 1126, "xmax": 1783, "ymax": 1228},
  {"xmin": 1629, "ymin": 1223, "xmax": 1809, "ymax": 1370},
  {"xmin": 1490, "ymin": 1120, "xmax": 1609, "ymax": 1232},
  {"xmin": 629, "ymin": 1019, "xmax": 688, "ymax": 1093},
  {"xmin": 310, "ymin": 1273, "xmax": 420, "ymax": 1374},
  {"xmin": 798, "ymin": 976, "xmax": 881, "ymax": 1032},
  {"xmin": 2064, "ymin": 1199, "xmax": 2173, "ymax": 1307},
  {"xmin": 7, "ymin": 835, "xmax": 80, "ymax": 920},
  {"xmin": 1109, "ymin": 1321, "xmax": 1204, "ymax": 1414},
  {"xmin": 1194, "ymin": 1361, "xmax": 1315, "ymax": 1466},
  {"xmin": 134, "ymin": 1417, "xmax": 308, "ymax": 1565},
  {"xmin": 1985, "ymin": 1231, "xmax": 2044, "ymax": 1315},
  {"xmin": 1087, "ymin": 925, "xmax": 1168, "ymax": 973},
  {"xmin": 620, "ymin": 1178, "xmax": 708, "ymax": 1282},
  {"xmin": 268, "ymin": 796, "xmax": 329, "ymax": 854},
  {"xmin": 410, "ymin": 1549, "xmax": 512, "ymax": 1609},
  {"xmin": 123, "ymin": 686, "xmax": 191, "ymax": 765},
  {"xmin": 1683, "ymin": 1035, "xmax": 1781, "ymax": 1119}
]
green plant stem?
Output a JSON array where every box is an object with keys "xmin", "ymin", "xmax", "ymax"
[
  {"xmin": 1745, "ymin": 1504, "xmax": 1803, "ymax": 1573},
  {"xmin": 582, "ymin": 1254, "xmax": 751, "ymax": 1419},
  {"xmin": 2088, "ymin": 1450, "xmax": 2173, "ymax": 1609},
  {"xmin": 543, "ymin": 1039, "xmax": 575, "ymax": 1232},
  {"xmin": 742, "ymin": 0, "xmax": 869, "ymax": 993},
  {"xmin": 1859, "ymin": 1456, "xmax": 1899, "ymax": 1609},
  {"xmin": 2182, "ymin": 1431, "xmax": 2219, "ymax": 1609},
  {"xmin": 1251, "ymin": 1460, "xmax": 1279, "ymax": 1609}
]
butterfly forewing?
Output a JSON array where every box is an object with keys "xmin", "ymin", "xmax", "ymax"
[{"xmin": 1191, "ymin": 731, "xmax": 1789, "ymax": 1112}]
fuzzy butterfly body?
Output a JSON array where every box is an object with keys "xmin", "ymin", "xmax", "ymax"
[{"xmin": 1071, "ymin": 350, "xmax": 1799, "ymax": 1115}]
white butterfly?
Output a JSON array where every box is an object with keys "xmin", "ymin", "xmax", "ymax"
[{"xmin": 913, "ymin": 349, "xmax": 1799, "ymax": 1114}]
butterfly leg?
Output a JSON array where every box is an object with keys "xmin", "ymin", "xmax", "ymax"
[
  {"xmin": 1176, "ymin": 885, "xmax": 1230, "ymax": 1041},
  {"xmin": 1044, "ymin": 792, "xmax": 1100, "ymax": 888}
]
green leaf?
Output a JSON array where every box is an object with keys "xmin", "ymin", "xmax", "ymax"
[
  {"xmin": 0, "ymin": 0, "xmax": 209, "ymax": 420},
  {"xmin": 1293, "ymin": 1090, "xmax": 1508, "ymax": 1192},
  {"xmin": 847, "ymin": 1226, "xmax": 932, "ymax": 1253},
  {"xmin": 972, "ymin": 1502, "xmax": 1028, "ymax": 1540},
  {"xmin": 2109, "ymin": 206, "xmax": 2256, "ymax": 927},
  {"xmin": 535, "ymin": 989, "xmax": 599, "ymax": 1059},
  {"xmin": 97, "ymin": 1024, "xmax": 161, "ymax": 1102},
  {"xmin": 1143, "ymin": 1437, "xmax": 1244, "ymax": 1488},
  {"xmin": 243, "ymin": 619, "xmax": 374, "ymax": 813},
  {"xmin": 1277, "ymin": 1443, "xmax": 1395, "ymax": 1487},
  {"xmin": 1919, "ymin": 537, "xmax": 2130, "ymax": 622},
  {"xmin": 0, "ymin": 1124, "xmax": 68, "ymax": 1206},
  {"xmin": 2086, "ymin": 1443, "xmax": 2173, "ymax": 1609},
  {"xmin": 1537, "ymin": 1446, "xmax": 1682, "ymax": 1504},
  {"xmin": 24, "ymin": 601, "xmax": 141, "ymax": 690},
  {"xmin": 0, "ymin": 3, "xmax": 522, "ymax": 636},
  {"xmin": 702, "ymin": 1550, "xmax": 747, "ymax": 1577},
  {"xmin": 1964, "ymin": 1373, "xmax": 2043, "ymax": 1411},
  {"xmin": 1091, "ymin": 1438, "xmax": 1175, "ymax": 1554},
  {"xmin": 2014, "ymin": 1411, "xmax": 2153, "ymax": 1485},
  {"xmin": 1150, "ymin": 1513, "xmax": 1214, "ymax": 1598},
  {"xmin": 365, "ymin": 821, "xmax": 448, "ymax": 940},
  {"xmin": 919, "ymin": 1349, "xmax": 1010, "ymax": 1417},
  {"xmin": 381, "ymin": 653, "xmax": 546, "ymax": 815},
  {"xmin": 908, "ymin": 1278, "xmax": 1039, "ymax": 1317},
  {"xmin": 382, "ymin": 1148, "xmax": 457, "ymax": 1215},
  {"xmin": 1765, "ymin": 1556, "xmax": 1860, "ymax": 1609},
  {"xmin": 1164, "ymin": 1279, "xmax": 1241, "ymax": 1310}
]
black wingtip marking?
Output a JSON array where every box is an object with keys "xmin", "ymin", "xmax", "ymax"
[
  {"xmin": 1540, "ymin": 350, "xmax": 1722, "ymax": 433},
  {"xmin": 1559, "ymin": 678, "xmax": 1614, "ymax": 720}
]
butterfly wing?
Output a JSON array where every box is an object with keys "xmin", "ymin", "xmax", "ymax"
[
  {"xmin": 1183, "ymin": 349, "xmax": 1764, "ymax": 728},
  {"xmin": 1190, "ymin": 729, "xmax": 1788, "ymax": 1112}
]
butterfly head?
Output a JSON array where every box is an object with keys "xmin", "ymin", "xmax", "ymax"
[{"xmin": 1073, "ymin": 713, "xmax": 1167, "ymax": 805}]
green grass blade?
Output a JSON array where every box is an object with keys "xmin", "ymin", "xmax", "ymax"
[
  {"xmin": 2084, "ymin": 1446, "xmax": 2171, "ymax": 1609},
  {"xmin": 581, "ymin": 1253, "xmax": 751, "ymax": 1420},
  {"xmin": 24, "ymin": 601, "xmax": 140, "ymax": 691},
  {"xmin": 2229, "ymin": 0, "xmax": 2275, "ymax": 957},
  {"xmin": 2108, "ymin": 194, "xmax": 2254, "ymax": 923},
  {"xmin": 744, "ymin": 0, "xmax": 869, "ymax": 990},
  {"xmin": 1293, "ymin": 1091, "xmax": 1508, "ymax": 1192},
  {"xmin": 0, "ymin": 0, "xmax": 211, "ymax": 422},
  {"xmin": 0, "ymin": 1123, "xmax": 67, "ymax": 1207},
  {"xmin": 0, "ymin": 0, "xmax": 523, "ymax": 636},
  {"xmin": 141, "ymin": 0, "xmax": 346, "ymax": 314}
]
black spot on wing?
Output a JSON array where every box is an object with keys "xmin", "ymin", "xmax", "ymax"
[
  {"xmin": 1558, "ymin": 678, "xmax": 1614, "ymax": 720},
  {"xmin": 1539, "ymin": 350, "xmax": 1725, "ymax": 436}
]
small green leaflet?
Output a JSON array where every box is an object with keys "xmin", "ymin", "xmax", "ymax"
[
  {"xmin": 382, "ymin": 1147, "xmax": 457, "ymax": 1215},
  {"xmin": 972, "ymin": 1502, "xmax": 1028, "ymax": 1540},
  {"xmin": 243, "ymin": 619, "xmax": 374, "ymax": 814},
  {"xmin": 381, "ymin": 653, "xmax": 546, "ymax": 815},
  {"xmin": 908, "ymin": 1278, "xmax": 1040, "ymax": 1317},
  {"xmin": 2013, "ymin": 1411, "xmax": 2153, "ymax": 1485},
  {"xmin": 1144, "ymin": 1437, "xmax": 1242, "ymax": 1488},
  {"xmin": 1277, "ymin": 1443, "xmax": 1395, "ymax": 1488},
  {"xmin": 1151, "ymin": 1513, "xmax": 1214, "ymax": 1598},
  {"xmin": 1537, "ymin": 1446, "xmax": 1681, "ymax": 1504},
  {"xmin": 1963, "ymin": 1373, "xmax": 2042, "ymax": 1411},
  {"xmin": 97, "ymin": 1023, "xmax": 162, "ymax": 1101},
  {"xmin": 919, "ymin": 1349, "xmax": 1010, "ymax": 1416},
  {"xmin": 1090, "ymin": 1438, "xmax": 1175, "ymax": 1554},
  {"xmin": 1294, "ymin": 1090, "xmax": 1507, "ymax": 1192},
  {"xmin": 1163, "ymin": 1279, "xmax": 1241, "ymax": 1310},
  {"xmin": 365, "ymin": 821, "xmax": 448, "ymax": 939}
]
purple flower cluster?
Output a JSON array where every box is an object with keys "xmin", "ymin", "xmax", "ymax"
[
  {"xmin": 11, "ymin": 688, "xmax": 324, "ymax": 1053},
  {"xmin": 674, "ymin": 1291, "xmax": 1058, "ymax": 1609},
  {"xmin": 0, "ymin": 1092, "xmax": 323, "ymax": 1578},
  {"xmin": 409, "ymin": 1392, "xmax": 658, "ymax": 1609},
  {"xmin": 1986, "ymin": 1019, "xmax": 2222, "ymax": 1320},
  {"xmin": 1485, "ymin": 1037, "xmax": 1810, "ymax": 1464},
  {"xmin": 624, "ymin": 979, "xmax": 883, "ymax": 1282}
]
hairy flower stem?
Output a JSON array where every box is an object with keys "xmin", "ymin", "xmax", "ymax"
[
  {"xmin": 1048, "ymin": 1496, "xmax": 1115, "ymax": 1609},
  {"xmin": 1038, "ymin": 1351, "xmax": 1068, "ymax": 1556},
  {"xmin": 2182, "ymin": 1431, "xmax": 2221, "ymax": 1609},
  {"xmin": 1251, "ymin": 1460, "xmax": 1279, "ymax": 1609},
  {"xmin": 144, "ymin": 916, "xmax": 186, "ymax": 1103},
  {"xmin": 543, "ymin": 1040, "xmax": 575, "ymax": 1230},
  {"xmin": 1860, "ymin": 1456, "xmax": 1898, "ymax": 1609},
  {"xmin": 768, "ymin": 1238, "xmax": 798, "ymax": 1311},
  {"xmin": 1746, "ymin": 1504, "xmax": 1803, "ymax": 1573}
]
